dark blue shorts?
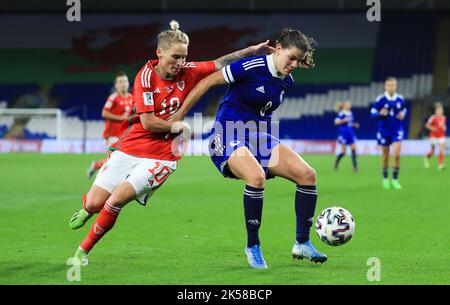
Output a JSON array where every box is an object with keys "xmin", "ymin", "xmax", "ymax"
[
  {"xmin": 208, "ymin": 129, "xmax": 280, "ymax": 180},
  {"xmin": 337, "ymin": 130, "xmax": 356, "ymax": 145},
  {"xmin": 376, "ymin": 129, "xmax": 404, "ymax": 146}
]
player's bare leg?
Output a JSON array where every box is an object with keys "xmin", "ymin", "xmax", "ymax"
[
  {"xmin": 74, "ymin": 182, "xmax": 136, "ymax": 265},
  {"xmin": 228, "ymin": 146, "xmax": 266, "ymax": 188},
  {"xmin": 69, "ymin": 185, "xmax": 110, "ymax": 230},
  {"xmin": 268, "ymin": 144, "xmax": 316, "ymax": 185},
  {"xmin": 334, "ymin": 144, "xmax": 346, "ymax": 171},
  {"xmin": 391, "ymin": 141, "xmax": 402, "ymax": 189},
  {"xmin": 227, "ymin": 147, "xmax": 267, "ymax": 269},
  {"xmin": 381, "ymin": 146, "xmax": 391, "ymax": 189},
  {"xmin": 438, "ymin": 143, "xmax": 445, "ymax": 170},
  {"xmin": 268, "ymin": 144, "xmax": 327, "ymax": 263},
  {"xmin": 424, "ymin": 144, "xmax": 435, "ymax": 169}
]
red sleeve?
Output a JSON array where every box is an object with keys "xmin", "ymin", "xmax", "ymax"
[
  {"xmin": 192, "ymin": 61, "xmax": 216, "ymax": 83},
  {"xmin": 103, "ymin": 94, "xmax": 116, "ymax": 111},
  {"xmin": 133, "ymin": 67, "xmax": 155, "ymax": 114}
]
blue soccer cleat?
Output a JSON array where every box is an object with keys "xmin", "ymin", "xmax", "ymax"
[
  {"xmin": 292, "ymin": 240, "xmax": 327, "ymax": 263},
  {"xmin": 245, "ymin": 245, "xmax": 268, "ymax": 269}
]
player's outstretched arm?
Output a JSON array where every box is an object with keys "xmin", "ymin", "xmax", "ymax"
[
  {"xmin": 175, "ymin": 70, "xmax": 226, "ymax": 121},
  {"xmin": 212, "ymin": 40, "xmax": 275, "ymax": 71},
  {"xmin": 140, "ymin": 112, "xmax": 183, "ymax": 133}
]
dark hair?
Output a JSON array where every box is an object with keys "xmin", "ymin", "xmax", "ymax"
[
  {"xmin": 276, "ymin": 28, "xmax": 317, "ymax": 68},
  {"xmin": 115, "ymin": 71, "xmax": 127, "ymax": 81}
]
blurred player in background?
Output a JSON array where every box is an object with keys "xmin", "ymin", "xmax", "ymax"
[
  {"xmin": 69, "ymin": 20, "xmax": 274, "ymax": 265},
  {"xmin": 172, "ymin": 28, "xmax": 327, "ymax": 269},
  {"xmin": 424, "ymin": 102, "xmax": 446, "ymax": 170},
  {"xmin": 334, "ymin": 100, "xmax": 359, "ymax": 172},
  {"xmin": 87, "ymin": 72, "xmax": 133, "ymax": 179},
  {"xmin": 370, "ymin": 77, "xmax": 407, "ymax": 190}
]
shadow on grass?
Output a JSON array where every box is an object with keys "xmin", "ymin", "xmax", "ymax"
[{"xmin": 0, "ymin": 262, "xmax": 68, "ymax": 284}]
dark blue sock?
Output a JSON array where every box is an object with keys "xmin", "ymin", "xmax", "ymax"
[
  {"xmin": 351, "ymin": 149, "xmax": 358, "ymax": 169},
  {"xmin": 334, "ymin": 153, "xmax": 345, "ymax": 169},
  {"xmin": 393, "ymin": 167, "xmax": 399, "ymax": 180},
  {"xmin": 243, "ymin": 185, "xmax": 264, "ymax": 247},
  {"xmin": 295, "ymin": 185, "xmax": 317, "ymax": 244},
  {"xmin": 383, "ymin": 168, "xmax": 388, "ymax": 179}
]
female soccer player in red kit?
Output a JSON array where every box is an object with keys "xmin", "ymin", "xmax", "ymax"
[
  {"xmin": 424, "ymin": 102, "xmax": 446, "ymax": 170},
  {"xmin": 69, "ymin": 20, "xmax": 274, "ymax": 265},
  {"xmin": 87, "ymin": 72, "xmax": 133, "ymax": 179}
]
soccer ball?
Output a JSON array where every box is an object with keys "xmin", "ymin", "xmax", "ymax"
[{"xmin": 315, "ymin": 206, "xmax": 355, "ymax": 246}]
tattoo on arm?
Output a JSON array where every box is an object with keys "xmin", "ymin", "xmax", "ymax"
[{"xmin": 213, "ymin": 47, "xmax": 253, "ymax": 70}]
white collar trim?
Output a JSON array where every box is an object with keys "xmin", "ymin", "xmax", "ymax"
[
  {"xmin": 384, "ymin": 92, "xmax": 398, "ymax": 101},
  {"xmin": 267, "ymin": 54, "xmax": 280, "ymax": 78}
]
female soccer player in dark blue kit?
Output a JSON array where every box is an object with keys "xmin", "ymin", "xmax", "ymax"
[
  {"xmin": 173, "ymin": 29, "xmax": 327, "ymax": 269},
  {"xmin": 370, "ymin": 77, "xmax": 406, "ymax": 190},
  {"xmin": 334, "ymin": 100, "xmax": 359, "ymax": 172}
]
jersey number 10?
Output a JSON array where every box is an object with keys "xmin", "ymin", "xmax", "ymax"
[{"xmin": 159, "ymin": 97, "xmax": 181, "ymax": 115}]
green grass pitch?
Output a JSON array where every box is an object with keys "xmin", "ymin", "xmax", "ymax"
[{"xmin": 0, "ymin": 153, "xmax": 449, "ymax": 284}]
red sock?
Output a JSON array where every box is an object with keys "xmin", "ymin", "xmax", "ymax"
[
  {"xmin": 80, "ymin": 202, "xmax": 121, "ymax": 253},
  {"xmin": 426, "ymin": 151, "xmax": 433, "ymax": 158},
  {"xmin": 94, "ymin": 159, "xmax": 107, "ymax": 170},
  {"xmin": 439, "ymin": 152, "xmax": 444, "ymax": 165}
]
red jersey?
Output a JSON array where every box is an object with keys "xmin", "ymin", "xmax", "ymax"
[
  {"xmin": 427, "ymin": 114, "xmax": 446, "ymax": 138},
  {"xmin": 111, "ymin": 60, "xmax": 216, "ymax": 160},
  {"xmin": 102, "ymin": 92, "xmax": 133, "ymax": 139}
]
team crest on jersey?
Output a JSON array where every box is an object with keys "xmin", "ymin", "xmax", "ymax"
[{"xmin": 176, "ymin": 81, "xmax": 185, "ymax": 91}]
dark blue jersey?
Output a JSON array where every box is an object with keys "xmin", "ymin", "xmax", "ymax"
[
  {"xmin": 218, "ymin": 54, "xmax": 294, "ymax": 126},
  {"xmin": 335, "ymin": 110, "xmax": 354, "ymax": 135},
  {"xmin": 208, "ymin": 54, "xmax": 294, "ymax": 179},
  {"xmin": 370, "ymin": 92, "xmax": 407, "ymax": 135}
]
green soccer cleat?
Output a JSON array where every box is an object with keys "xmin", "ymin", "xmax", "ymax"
[
  {"xmin": 73, "ymin": 247, "xmax": 89, "ymax": 266},
  {"xmin": 438, "ymin": 164, "xmax": 445, "ymax": 171},
  {"xmin": 423, "ymin": 157, "xmax": 430, "ymax": 169},
  {"xmin": 382, "ymin": 179, "xmax": 391, "ymax": 189},
  {"xmin": 69, "ymin": 209, "xmax": 93, "ymax": 230},
  {"xmin": 391, "ymin": 179, "xmax": 402, "ymax": 190}
]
